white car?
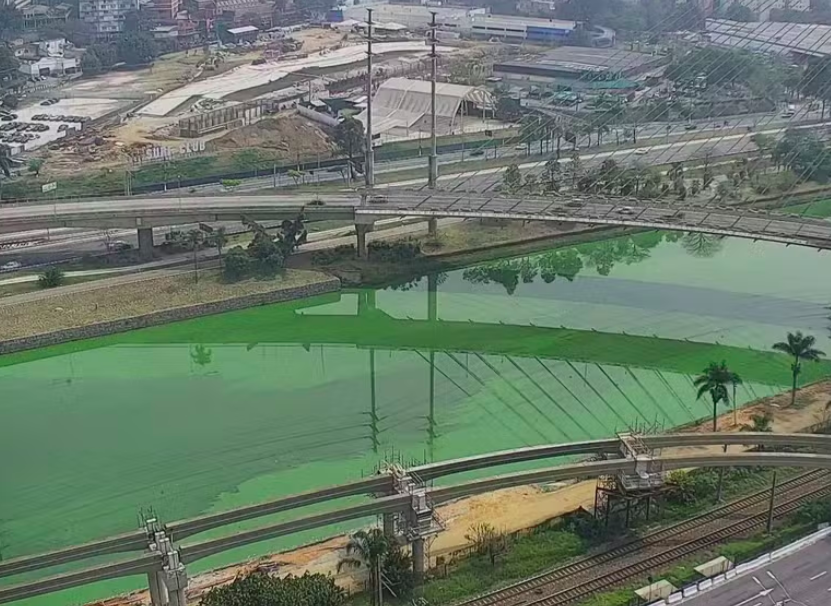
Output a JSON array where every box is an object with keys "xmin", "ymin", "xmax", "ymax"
[
  {"xmin": 634, "ymin": 148, "xmax": 649, "ymax": 155},
  {"xmin": 1, "ymin": 261, "xmax": 22, "ymax": 271},
  {"xmin": 617, "ymin": 206, "xmax": 635, "ymax": 215}
]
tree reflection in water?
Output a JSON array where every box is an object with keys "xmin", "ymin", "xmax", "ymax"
[{"xmin": 462, "ymin": 231, "xmax": 721, "ymax": 294}]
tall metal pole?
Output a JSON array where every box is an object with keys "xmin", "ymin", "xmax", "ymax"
[
  {"xmin": 428, "ymin": 11, "xmax": 438, "ymax": 189},
  {"xmin": 365, "ymin": 8, "xmax": 375, "ymax": 188},
  {"xmin": 427, "ymin": 11, "xmax": 439, "ymax": 236}
]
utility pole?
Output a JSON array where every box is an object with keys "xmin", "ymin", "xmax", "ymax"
[
  {"xmin": 365, "ymin": 8, "xmax": 375, "ymax": 189},
  {"xmin": 427, "ymin": 11, "xmax": 439, "ymax": 237},
  {"xmin": 766, "ymin": 470, "xmax": 777, "ymax": 533},
  {"xmin": 428, "ymin": 11, "xmax": 438, "ymax": 189}
]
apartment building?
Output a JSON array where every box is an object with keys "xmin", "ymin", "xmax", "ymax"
[{"xmin": 79, "ymin": 0, "xmax": 140, "ymax": 36}]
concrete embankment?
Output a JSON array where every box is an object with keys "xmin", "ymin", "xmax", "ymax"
[{"xmin": 0, "ymin": 270, "xmax": 340, "ymax": 356}]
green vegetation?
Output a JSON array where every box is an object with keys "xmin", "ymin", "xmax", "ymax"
[
  {"xmin": 37, "ymin": 267, "xmax": 65, "ymax": 289},
  {"xmin": 338, "ymin": 529, "xmax": 414, "ymax": 605},
  {"xmin": 772, "ymin": 332, "xmax": 826, "ymax": 407},
  {"xmin": 222, "ymin": 218, "xmax": 307, "ymax": 281},
  {"xmin": 200, "ymin": 571, "xmax": 346, "ymax": 606}
]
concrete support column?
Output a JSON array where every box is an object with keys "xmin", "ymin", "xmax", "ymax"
[
  {"xmin": 356, "ymin": 224, "xmax": 369, "ymax": 259},
  {"xmin": 163, "ymin": 565, "xmax": 188, "ymax": 606},
  {"xmin": 137, "ymin": 227, "xmax": 154, "ymax": 261},
  {"xmin": 147, "ymin": 571, "xmax": 165, "ymax": 606},
  {"xmin": 427, "ymin": 218, "xmax": 438, "ymax": 237},
  {"xmin": 427, "ymin": 273, "xmax": 438, "ymax": 322},
  {"xmin": 383, "ymin": 513, "xmax": 395, "ymax": 537},
  {"xmin": 354, "ymin": 215, "xmax": 375, "ymax": 260},
  {"xmin": 412, "ymin": 537, "xmax": 425, "ymax": 585}
]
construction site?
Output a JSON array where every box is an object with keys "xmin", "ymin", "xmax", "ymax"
[{"xmin": 2, "ymin": 27, "xmax": 506, "ymax": 191}]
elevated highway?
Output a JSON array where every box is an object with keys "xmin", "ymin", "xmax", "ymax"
[
  {"xmin": 2, "ymin": 191, "xmax": 831, "ymax": 259},
  {"xmin": 3, "ymin": 432, "xmax": 831, "ymax": 606}
]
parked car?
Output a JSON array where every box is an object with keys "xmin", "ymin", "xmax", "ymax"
[
  {"xmin": 369, "ymin": 194, "xmax": 388, "ymax": 204},
  {"xmin": 1, "ymin": 261, "xmax": 22, "ymax": 271},
  {"xmin": 634, "ymin": 148, "xmax": 649, "ymax": 155},
  {"xmin": 470, "ymin": 149, "xmax": 485, "ymax": 157},
  {"xmin": 617, "ymin": 206, "xmax": 635, "ymax": 215},
  {"xmin": 106, "ymin": 241, "xmax": 131, "ymax": 252}
]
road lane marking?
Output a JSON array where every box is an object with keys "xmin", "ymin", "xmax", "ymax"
[{"xmin": 810, "ymin": 571, "xmax": 827, "ymax": 581}]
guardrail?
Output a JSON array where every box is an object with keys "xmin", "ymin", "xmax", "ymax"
[{"xmin": 646, "ymin": 525, "xmax": 831, "ymax": 605}]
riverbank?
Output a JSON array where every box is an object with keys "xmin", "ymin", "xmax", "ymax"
[
  {"xmin": 92, "ymin": 378, "xmax": 831, "ymax": 606},
  {"xmin": 0, "ymin": 268, "xmax": 338, "ymax": 355},
  {"xmin": 294, "ymin": 220, "xmax": 636, "ymax": 287}
]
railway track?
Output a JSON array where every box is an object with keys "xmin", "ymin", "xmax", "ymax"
[{"xmin": 458, "ymin": 470, "xmax": 831, "ymax": 606}]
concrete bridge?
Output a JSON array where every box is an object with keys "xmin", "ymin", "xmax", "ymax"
[
  {"xmin": 1, "ymin": 191, "xmax": 830, "ymax": 259},
  {"xmin": 3, "ymin": 432, "xmax": 831, "ymax": 606}
]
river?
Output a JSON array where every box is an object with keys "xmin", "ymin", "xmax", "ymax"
[{"xmin": 3, "ymin": 231, "xmax": 831, "ymax": 605}]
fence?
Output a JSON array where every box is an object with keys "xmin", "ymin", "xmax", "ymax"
[{"xmin": 645, "ymin": 526, "xmax": 831, "ymax": 605}]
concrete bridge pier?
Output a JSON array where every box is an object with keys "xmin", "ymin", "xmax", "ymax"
[
  {"xmin": 162, "ymin": 550, "xmax": 188, "ymax": 606},
  {"xmin": 383, "ymin": 513, "xmax": 396, "ymax": 537},
  {"xmin": 412, "ymin": 537, "xmax": 425, "ymax": 584},
  {"xmin": 354, "ymin": 215, "xmax": 376, "ymax": 259},
  {"xmin": 137, "ymin": 227, "xmax": 154, "ymax": 261},
  {"xmin": 427, "ymin": 218, "xmax": 438, "ymax": 238}
]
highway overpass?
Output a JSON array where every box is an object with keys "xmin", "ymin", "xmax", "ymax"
[
  {"xmin": 3, "ymin": 432, "xmax": 831, "ymax": 606},
  {"xmin": 1, "ymin": 191, "xmax": 829, "ymax": 259}
]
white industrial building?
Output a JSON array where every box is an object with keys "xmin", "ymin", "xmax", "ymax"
[
  {"xmin": 706, "ymin": 19, "xmax": 831, "ymax": 57},
  {"xmin": 357, "ymin": 77, "xmax": 495, "ymax": 140},
  {"xmin": 337, "ymin": 4, "xmax": 614, "ymax": 46}
]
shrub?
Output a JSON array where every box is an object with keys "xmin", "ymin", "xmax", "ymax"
[
  {"xmin": 311, "ymin": 244, "xmax": 355, "ymax": 265},
  {"xmin": 223, "ymin": 246, "xmax": 252, "ymax": 281},
  {"xmin": 221, "ymin": 179, "xmax": 241, "ymax": 188},
  {"xmin": 367, "ymin": 239, "xmax": 421, "ymax": 262},
  {"xmin": 38, "ymin": 267, "xmax": 65, "ymax": 288},
  {"xmin": 200, "ymin": 570, "xmax": 345, "ymax": 606}
]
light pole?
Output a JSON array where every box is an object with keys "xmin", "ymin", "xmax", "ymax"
[{"xmin": 364, "ymin": 8, "xmax": 375, "ymax": 189}]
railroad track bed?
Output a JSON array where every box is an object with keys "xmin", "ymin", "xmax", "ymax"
[{"xmin": 458, "ymin": 470, "xmax": 831, "ymax": 606}]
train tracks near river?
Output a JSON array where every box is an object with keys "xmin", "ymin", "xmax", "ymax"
[{"xmin": 457, "ymin": 469, "xmax": 831, "ymax": 606}]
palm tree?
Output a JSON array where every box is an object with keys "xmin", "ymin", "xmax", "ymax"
[
  {"xmin": 772, "ymin": 331, "xmax": 825, "ymax": 407},
  {"xmin": 694, "ymin": 360, "xmax": 739, "ymax": 502},
  {"xmin": 338, "ymin": 528, "xmax": 389, "ymax": 606},
  {"xmin": 210, "ymin": 227, "xmax": 228, "ymax": 269},
  {"xmin": 694, "ymin": 361, "xmax": 735, "ymax": 433}
]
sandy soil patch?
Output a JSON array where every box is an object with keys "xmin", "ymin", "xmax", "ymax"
[
  {"xmin": 95, "ymin": 378, "xmax": 831, "ymax": 606},
  {"xmin": 0, "ymin": 268, "xmax": 330, "ymax": 341},
  {"xmin": 206, "ymin": 113, "xmax": 334, "ymax": 158},
  {"xmin": 292, "ymin": 28, "xmax": 352, "ymax": 54}
]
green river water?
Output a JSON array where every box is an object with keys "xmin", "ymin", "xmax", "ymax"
[{"xmin": 4, "ymin": 230, "xmax": 831, "ymax": 605}]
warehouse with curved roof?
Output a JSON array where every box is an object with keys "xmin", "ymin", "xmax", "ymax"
[{"xmin": 357, "ymin": 77, "xmax": 494, "ymax": 138}]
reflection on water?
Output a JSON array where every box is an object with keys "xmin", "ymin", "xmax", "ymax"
[
  {"xmin": 2, "ymin": 232, "xmax": 831, "ymax": 599},
  {"xmin": 459, "ymin": 232, "xmax": 729, "ymax": 294}
]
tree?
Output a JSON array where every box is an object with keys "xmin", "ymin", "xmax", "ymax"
[
  {"xmin": 1, "ymin": 94, "xmax": 18, "ymax": 110},
  {"xmin": 223, "ymin": 246, "xmax": 252, "ymax": 281},
  {"xmin": 287, "ymin": 169, "xmax": 305, "ymax": 185},
  {"xmin": 543, "ymin": 158, "xmax": 561, "ymax": 192},
  {"xmin": 519, "ymin": 115, "xmax": 539, "ymax": 154},
  {"xmin": 772, "ymin": 332, "xmax": 825, "ymax": 407},
  {"xmin": 494, "ymin": 94, "xmax": 522, "ymax": 122},
  {"xmin": 800, "ymin": 57, "xmax": 831, "ymax": 120},
  {"xmin": 187, "ymin": 229, "xmax": 203, "ymax": 282},
  {"xmin": 338, "ymin": 529, "xmax": 389, "ymax": 606},
  {"xmin": 38, "ymin": 267, "xmax": 65, "ymax": 289},
  {"xmin": 694, "ymin": 360, "xmax": 740, "ymax": 501},
  {"xmin": 502, "ymin": 163, "xmax": 522, "ymax": 193},
  {"xmin": 333, "ymin": 117, "xmax": 364, "ymax": 182},
  {"xmin": 81, "ymin": 51, "xmax": 103, "ymax": 75},
  {"xmin": 210, "ymin": 226, "xmax": 227, "ymax": 269},
  {"xmin": 0, "ymin": 7, "xmax": 22, "ymax": 38},
  {"xmin": 201, "ymin": 570, "xmax": 346, "ymax": 606},
  {"xmin": 523, "ymin": 173, "xmax": 538, "ymax": 193},
  {"xmin": 28, "ymin": 159, "xmax": 44, "ymax": 176},
  {"xmin": 465, "ymin": 522, "xmax": 507, "ymax": 567},
  {"xmin": 123, "ymin": 10, "xmax": 154, "ymax": 32},
  {"xmin": 723, "ymin": 1, "xmax": 755, "ymax": 21},
  {"xmin": 694, "ymin": 361, "xmax": 735, "ymax": 434},
  {"xmin": 247, "ymin": 231, "xmax": 285, "ymax": 276},
  {"xmin": 116, "ymin": 33, "xmax": 157, "ymax": 66}
]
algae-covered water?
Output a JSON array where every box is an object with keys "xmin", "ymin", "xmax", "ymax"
[{"xmin": 3, "ymin": 231, "xmax": 831, "ymax": 606}]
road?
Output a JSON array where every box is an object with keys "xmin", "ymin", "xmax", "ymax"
[
  {"xmin": 0, "ymin": 117, "xmax": 826, "ymax": 268},
  {"xmin": 682, "ymin": 534, "xmax": 831, "ymax": 605}
]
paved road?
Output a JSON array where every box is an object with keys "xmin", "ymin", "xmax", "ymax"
[{"xmin": 682, "ymin": 534, "xmax": 831, "ymax": 605}]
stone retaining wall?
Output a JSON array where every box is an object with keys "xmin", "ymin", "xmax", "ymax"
[{"xmin": 0, "ymin": 277, "xmax": 341, "ymax": 356}]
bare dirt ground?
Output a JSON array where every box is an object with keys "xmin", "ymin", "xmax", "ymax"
[
  {"xmin": 206, "ymin": 113, "xmax": 334, "ymax": 158},
  {"xmin": 292, "ymin": 28, "xmax": 352, "ymax": 54},
  {"xmin": 97, "ymin": 380, "xmax": 831, "ymax": 606}
]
